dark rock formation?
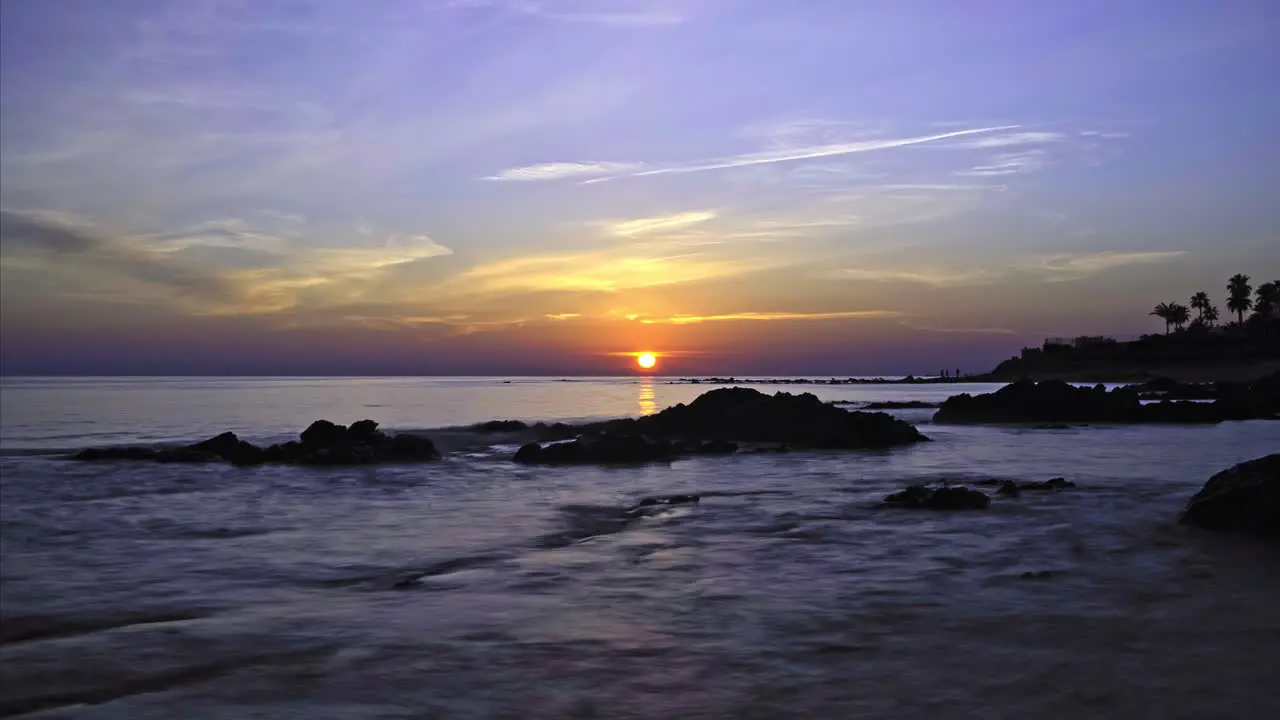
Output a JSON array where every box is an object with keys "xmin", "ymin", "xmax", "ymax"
[
  {"xmin": 1024, "ymin": 477, "xmax": 1075, "ymax": 491},
  {"xmin": 691, "ymin": 439, "xmax": 739, "ymax": 455},
  {"xmin": 531, "ymin": 422, "xmax": 577, "ymax": 441},
  {"xmin": 614, "ymin": 387, "xmax": 928, "ymax": 449},
  {"xmin": 934, "ymin": 375, "xmax": 1279, "ymax": 424},
  {"xmin": 861, "ymin": 401, "xmax": 940, "ymax": 410},
  {"xmin": 996, "ymin": 480, "xmax": 1021, "ymax": 497},
  {"xmin": 70, "ymin": 419, "xmax": 438, "ymax": 467},
  {"xmin": 509, "ymin": 388, "xmax": 926, "ymax": 465},
  {"xmin": 190, "ymin": 431, "xmax": 266, "ymax": 466},
  {"xmin": 1180, "ymin": 454, "xmax": 1280, "ymax": 539},
  {"xmin": 472, "ymin": 420, "xmax": 529, "ymax": 433},
  {"xmin": 883, "ymin": 485, "xmax": 990, "ymax": 510},
  {"xmin": 513, "ymin": 434, "xmax": 681, "ymax": 466}
]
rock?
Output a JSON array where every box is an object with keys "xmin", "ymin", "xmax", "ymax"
[
  {"xmin": 72, "ymin": 446, "xmax": 160, "ymax": 461},
  {"xmin": 71, "ymin": 419, "xmax": 439, "ymax": 467},
  {"xmin": 513, "ymin": 442, "xmax": 544, "ymax": 464},
  {"xmin": 611, "ymin": 387, "xmax": 928, "ymax": 449},
  {"xmin": 934, "ymin": 380, "xmax": 1141, "ymax": 424},
  {"xmin": 300, "ymin": 420, "xmax": 349, "ymax": 448},
  {"xmin": 932, "ymin": 379, "xmax": 1275, "ymax": 424},
  {"xmin": 692, "ymin": 439, "xmax": 738, "ymax": 455},
  {"xmin": 862, "ymin": 401, "xmax": 939, "ymax": 410},
  {"xmin": 629, "ymin": 494, "xmax": 700, "ymax": 513},
  {"xmin": 153, "ymin": 448, "xmax": 224, "ymax": 463},
  {"xmin": 532, "ymin": 422, "xmax": 578, "ymax": 441},
  {"xmin": 189, "ymin": 431, "xmax": 266, "ymax": 466},
  {"xmin": 1023, "ymin": 477, "xmax": 1075, "ymax": 490},
  {"xmin": 996, "ymin": 480, "xmax": 1021, "ymax": 497},
  {"xmin": 348, "ymin": 419, "xmax": 382, "ymax": 442},
  {"xmin": 473, "ymin": 420, "xmax": 529, "ymax": 433},
  {"xmin": 1180, "ymin": 454, "xmax": 1280, "ymax": 539},
  {"xmin": 384, "ymin": 433, "xmax": 439, "ymax": 461},
  {"xmin": 262, "ymin": 441, "xmax": 302, "ymax": 463},
  {"xmin": 514, "ymin": 433, "xmax": 680, "ymax": 466},
  {"xmin": 883, "ymin": 485, "xmax": 990, "ymax": 510}
]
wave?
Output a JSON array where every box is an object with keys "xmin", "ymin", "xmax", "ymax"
[{"xmin": 0, "ymin": 610, "xmax": 204, "ymax": 647}]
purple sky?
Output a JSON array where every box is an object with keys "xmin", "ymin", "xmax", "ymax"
[{"xmin": 2, "ymin": 0, "xmax": 1278, "ymax": 375}]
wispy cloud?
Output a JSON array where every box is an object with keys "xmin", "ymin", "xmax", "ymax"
[
  {"xmin": 544, "ymin": 312, "xmax": 581, "ymax": 320},
  {"xmin": 0, "ymin": 209, "xmax": 239, "ymax": 304},
  {"xmin": 485, "ymin": 161, "xmax": 645, "ymax": 181},
  {"xmin": 640, "ymin": 310, "xmax": 901, "ymax": 325},
  {"xmin": 826, "ymin": 267, "xmax": 997, "ymax": 287},
  {"xmin": 607, "ymin": 211, "xmax": 718, "ymax": 236},
  {"xmin": 948, "ymin": 131, "xmax": 1065, "ymax": 149},
  {"xmin": 956, "ymin": 150, "xmax": 1047, "ymax": 177},
  {"xmin": 1024, "ymin": 250, "xmax": 1187, "ymax": 280},
  {"xmin": 450, "ymin": 247, "xmax": 778, "ymax": 295},
  {"xmin": 487, "ymin": 125, "xmax": 1020, "ymax": 183}
]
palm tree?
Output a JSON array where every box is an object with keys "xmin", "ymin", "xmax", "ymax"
[
  {"xmin": 1169, "ymin": 303, "xmax": 1190, "ymax": 331},
  {"xmin": 1255, "ymin": 281, "xmax": 1279, "ymax": 319},
  {"xmin": 1150, "ymin": 302, "xmax": 1174, "ymax": 334},
  {"xmin": 1190, "ymin": 291, "xmax": 1211, "ymax": 321},
  {"xmin": 1202, "ymin": 304, "xmax": 1220, "ymax": 326},
  {"xmin": 1226, "ymin": 274, "xmax": 1253, "ymax": 325}
]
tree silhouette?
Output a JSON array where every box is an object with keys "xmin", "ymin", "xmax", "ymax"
[
  {"xmin": 1169, "ymin": 303, "xmax": 1190, "ymax": 331},
  {"xmin": 1150, "ymin": 302, "xmax": 1174, "ymax": 334},
  {"xmin": 1255, "ymin": 280, "xmax": 1279, "ymax": 319},
  {"xmin": 1227, "ymin": 274, "xmax": 1253, "ymax": 325},
  {"xmin": 1201, "ymin": 304, "xmax": 1220, "ymax": 326},
  {"xmin": 1190, "ymin": 291, "xmax": 1211, "ymax": 322}
]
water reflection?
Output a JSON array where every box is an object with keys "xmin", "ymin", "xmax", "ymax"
[{"xmin": 637, "ymin": 378, "xmax": 656, "ymax": 416}]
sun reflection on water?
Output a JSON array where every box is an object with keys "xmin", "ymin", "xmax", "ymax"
[{"xmin": 638, "ymin": 378, "xmax": 656, "ymax": 416}]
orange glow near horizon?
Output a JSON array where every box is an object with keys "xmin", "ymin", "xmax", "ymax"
[{"xmin": 637, "ymin": 352, "xmax": 657, "ymax": 369}]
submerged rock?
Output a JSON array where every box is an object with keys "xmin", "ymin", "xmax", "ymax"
[
  {"xmin": 70, "ymin": 419, "xmax": 438, "ymax": 467},
  {"xmin": 996, "ymin": 480, "xmax": 1021, "ymax": 497},
  {"xmin": 513, "ymin": 434, "xmax": 681, "ymax": 466},
  {"xmin": 629, "ymin": 494, "xmax": 700, "ymax": 513},
  {"xmin": 883, "ymin": 485, "xmax": 990, "ymax": 510},
  {"xmin": 72, "ymin": 446, "xmax": 163, "ymax": 462},
  {"xmin": 1180, "ymin": 454, "xmax": 1280, "ymax": 539}
]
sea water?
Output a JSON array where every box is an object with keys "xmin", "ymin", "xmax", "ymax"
[{"xmin": 1, "ymin": 377, "xmax": 1278, "ymax": 719}]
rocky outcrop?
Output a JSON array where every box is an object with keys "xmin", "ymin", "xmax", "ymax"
[
  {"xmin": 616, "ymin": 387, "xmax": 928, "ymax": 448},
  {"xmin": 1180, "ymin": 454, "xmax": 1280, "ymax": 539},
  {"xmin": 71, "ymin": 420, "xmax": 439, "ymax": 467},
  {"xmin": 861, "ymin": 401, "xmax": 939, "ymax": 410},
  {"xmin": 933, "ymin": 375, "xmax": 1279, "ymax": 424},
  {"xmin": 976, "ymin": 477, "xmax": 1077, "ymax": 496},
  {"xmin": 509, "ymin": 387, "xmax": 927, "ymax": 465},
  {"xmin": 883, "ymin": 485, "xmax": 991, "ymax": 510},
  {"xmin": 472, "ymin": 420, "xmax": 529, "ymax": 433}
]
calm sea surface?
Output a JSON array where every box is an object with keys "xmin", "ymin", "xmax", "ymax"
[{"xmin": 1, "ymin": 377, "xmax": 1278, "ymax": 719}]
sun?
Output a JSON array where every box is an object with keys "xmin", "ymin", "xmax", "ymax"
[{"xmin": 637, "ymin": 352, "xmax": 657, "ymax": 370}]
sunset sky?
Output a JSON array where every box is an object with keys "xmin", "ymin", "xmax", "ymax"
[{"xmin": 2, "ymin": 0, "xmax": 1278, "ymax": 375}]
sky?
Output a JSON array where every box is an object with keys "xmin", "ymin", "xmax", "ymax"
[{"xmin": 2, "ymin": 0, "xmax": 1278, "ymax": 376}]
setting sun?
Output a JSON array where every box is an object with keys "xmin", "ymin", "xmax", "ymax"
[{"xmin": 637, "ymin": 352, "xmax": 657, "ymax": 369}]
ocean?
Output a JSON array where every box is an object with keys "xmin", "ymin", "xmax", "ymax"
[{"xmin": 1, "ymin": 376, "xmax": 1278, "ymax": 719}]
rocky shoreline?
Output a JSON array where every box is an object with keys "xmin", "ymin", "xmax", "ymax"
[{"xmin": 934, "ymin": 373, "xmax": 1279, "ymax": 424}]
